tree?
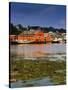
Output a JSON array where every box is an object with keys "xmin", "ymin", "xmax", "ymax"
[{"xmin": 9, "ymin": 23, "xmax": 21, "ymax": 35}]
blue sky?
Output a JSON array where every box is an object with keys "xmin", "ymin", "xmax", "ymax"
[{"xmin": 10, "ymin": 2, "xmax": 66, "ymax": 29}]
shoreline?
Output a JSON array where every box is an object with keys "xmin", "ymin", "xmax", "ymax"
[{"xmin": 10, "ymin": 41, "xmax": 66, "ymax": 45}]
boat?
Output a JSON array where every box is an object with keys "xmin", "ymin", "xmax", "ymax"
[{"xmin": 52, "ymin": 38, "xmax": 59, "ymax": 43}]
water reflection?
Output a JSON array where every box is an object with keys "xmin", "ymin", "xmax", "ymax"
[{"xmin": 10, "ymin": 44, "xmax": 66, "ymax": 60}]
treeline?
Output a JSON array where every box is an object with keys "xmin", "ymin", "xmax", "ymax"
[{"xmin": 9, "ymin": 23, "xmax": 66, "ymax": 35}]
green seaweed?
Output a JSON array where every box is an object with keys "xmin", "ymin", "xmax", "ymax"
[{"xmin": 10, "ymin": 58, "xmax": 66, "ymax": 85}]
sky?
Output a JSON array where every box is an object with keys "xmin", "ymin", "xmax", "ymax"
[{"xmin": 10, "ymin": 2, "xmax": 66, "ymax": 29}]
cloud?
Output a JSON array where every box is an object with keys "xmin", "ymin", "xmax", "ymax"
[{"xmin": 40, "ymin": 6, "xmax": 57, "ymax": 16}]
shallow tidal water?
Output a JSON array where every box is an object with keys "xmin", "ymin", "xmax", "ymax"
[
  {"xmin": 11, "ymin": 77, "xmax": 54, "ymax": 88},
  {"xmin": 10, "ymin": 43, "xmax": 66, "ymax": 88},
  {"xmin": 10, "ymin": 43, "xmax": 66, "ymax": 61}
]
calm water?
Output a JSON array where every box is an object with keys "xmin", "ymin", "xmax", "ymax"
[
  {"xmin": 11, "ymin": 77, "xmax": 54, "ymax": 88},
  {"xmin": 10, "ymin": 43, "xmax": 66, "ymax": 88},
  {"xmin": 10, "ymin": 43, "xmax": 66, "ymax": 61}
]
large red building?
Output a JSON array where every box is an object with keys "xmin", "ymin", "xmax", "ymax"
[
  {"xmin": 16, "ymin": 30, "xmax": 44, "ymax": 42},
  {"xmin": 9, "ymin": 30, "xmax": 53, "ymax": 43},
  {"xmin": 9, "ymin": 35, "xmax": 17, "ymax": 42}
]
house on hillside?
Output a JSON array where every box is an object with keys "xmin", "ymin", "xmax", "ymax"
[{"xmin": 44, "ymin": 33, "xmax": 53, "ymax": 42}]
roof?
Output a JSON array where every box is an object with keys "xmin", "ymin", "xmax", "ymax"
[
  {"xmin": 19, "ymin": 30, "xmax": 43, "ymax": 36},
  {"xmin": 19, "ymin": 31, "xmax": 35, "ymax": 36}
]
